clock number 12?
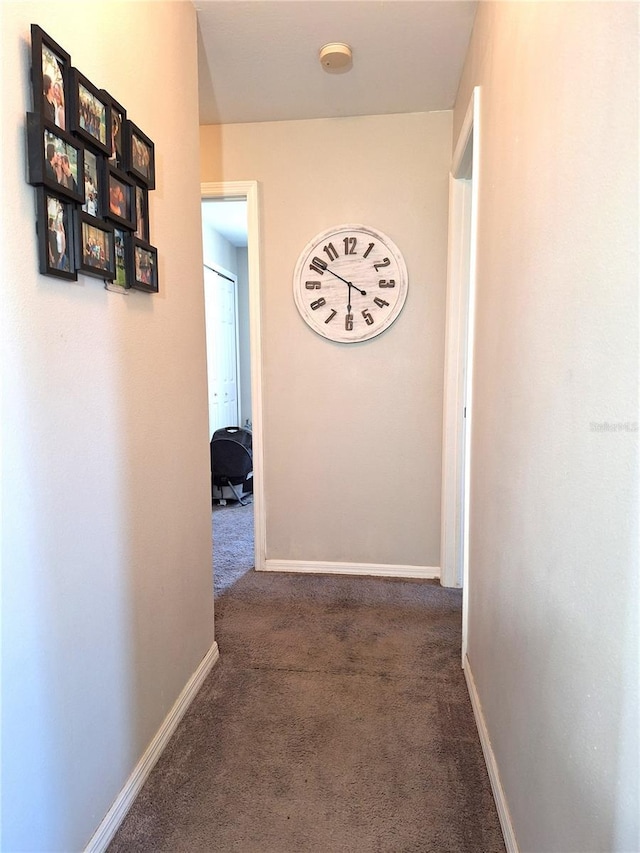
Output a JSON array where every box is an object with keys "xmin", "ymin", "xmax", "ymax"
[{"xmin": 343, "ymin": 237, "xmax": 357, "ymax": 255}]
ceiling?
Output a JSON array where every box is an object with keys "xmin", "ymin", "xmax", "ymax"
[{"xmin": 195, "ymin": 0, "xmax": 478, "ymax": 126}]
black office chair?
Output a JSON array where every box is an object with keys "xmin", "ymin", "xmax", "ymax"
[{"xmin": 210, "ymin": 427, "xmax": 253, "ymax": 505}]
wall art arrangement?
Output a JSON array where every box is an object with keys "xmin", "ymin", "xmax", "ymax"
[{"xmin": 26, "ymin": 25, "xmax": 159, "ymax": 293}]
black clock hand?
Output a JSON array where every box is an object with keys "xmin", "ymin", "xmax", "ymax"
[{"xmin": 325, "ymin": 266, "xmax": 367, "ymax": 296}]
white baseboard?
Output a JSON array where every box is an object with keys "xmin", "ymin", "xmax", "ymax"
[
  {"xmin": 84, "ymin": 641, "xmax": 220, "ymax": 853},
  {"xmin": 262, "ymin": 559, "xmax": 440, "ymax": 580},
  {"xmin": 463, "ymin": 655, "xmax": 519, "ymax": 853}
]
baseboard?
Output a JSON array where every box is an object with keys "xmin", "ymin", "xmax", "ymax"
[
  {"xmin": 463, "ymin": 655, "xmax": 519, "ymax": 853},
  {"xmin": 262, "ymin": 559, "xmax": 440, "ymax": 580},
  {"xmin": 84, "ymin": 641, "xmax": 220, "ymax": 853}
]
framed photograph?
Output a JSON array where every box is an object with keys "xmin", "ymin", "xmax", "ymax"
[
  {"xmin": 101, "ymin": 90, "xmax": 127, "ymax": 171},
  {"xmin": 69, "ymin": 69, "xmax": 111, "ymax": 155},
  {"xmin": 31, "ymin": 25, "xmax": 69, "ymax": 131},
  {"xmin": 76, "ymin": 212, "xmax": 115, "ymax": 280},
  {"xmin": 36, "ymin": 188, "xmax": 76, "ymax": 280},
  {"xmin": 105, "ymin": 166, "xmax": 136, "ymax": 231},
  {"xmin": 131, "ymin": 239, "xmax": 158, "ymax": 292},
  {"xmin": 81, "ymin": 148, "xmax": 102, "ymax": 218},
  {"xmin": 27, "ymin": 113, "xmax": 85, "ymax": 204},
  {"xmin": 113, "ymin": 228, "xmax": 132, "ymax": 289},
  {"xmin": 127, "ymin": 121, "xmax": 155, "ymax": 189},
  {"xmin": 134, "ymin": 183, "xmax": 149, "ymax": 241}
]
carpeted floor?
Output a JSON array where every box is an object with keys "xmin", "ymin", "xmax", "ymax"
[
  {"xmin": 108, "ymin": 511, "xmax": 505, "ymax": 853},
  {"xmin": 212, "ymin": 499, "xmax": 254, "ymax": 594}
]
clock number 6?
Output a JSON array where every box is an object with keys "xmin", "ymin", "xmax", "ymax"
[{"xmin": 345, "ymin": 313, "xmax": 354, "ymax": 331}]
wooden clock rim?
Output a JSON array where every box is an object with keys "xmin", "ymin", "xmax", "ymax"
[{"xmin": 293, "ymin": 223, "xmax": 408, "ymax": 344}]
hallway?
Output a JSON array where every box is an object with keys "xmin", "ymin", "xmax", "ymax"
[{"xmin": 108, "ymin": 570, "xmax": 504, "ymax": 852}]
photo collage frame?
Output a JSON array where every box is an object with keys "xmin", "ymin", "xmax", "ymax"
[{"xmin": 26, "ymin": 25, "xmax": 158, "ymax": 292}]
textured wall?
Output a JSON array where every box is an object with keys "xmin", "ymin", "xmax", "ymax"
[
  {"xmin": 200, "ymin": 111, "xmax": 451, "ymax": 569},
  {"xmin": 1, "ymin": 3, "xmax": 214, "ymax": 850},
  {"xmin": 455, "ymin": 3, "xmax": 639, "ymax": 850}
]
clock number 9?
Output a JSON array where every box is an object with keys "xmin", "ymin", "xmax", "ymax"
[
  {"xmin": 310, "ymin": 298, "xmax": 326, "ymax": 310},
  {"xmin": 345, "ymin": 313, "xmax": 354, "ymax": 331},
  {"xmin": 362, "ymin": 309, "xmax": 374, "ymax": 326},
  {"xmin": 305, "ymin": 281, "xmax": 321, "ymax": 289}
]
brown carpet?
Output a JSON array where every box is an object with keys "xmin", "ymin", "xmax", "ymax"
[{"xmin": 108, "ymin": 561, "xmax": 505, "ymax": 852}]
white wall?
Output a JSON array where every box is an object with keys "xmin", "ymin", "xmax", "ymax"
[
  {"xmin": 237, "ymin": 247, "xmax": 252, "ymax": 426},
  {"xmin": 455, "ymin": 3, "xmax": 639, "ymax": 851},
  {"xmin": 200, "ymin": 112, "xmax": 451, "ymax": 569},
  {"xmin": 201, "ymin": 217, "xmax": 238, "ymax": 272},
  {"xmin": 1, "ymin": 3, "xmax": 214, "ymax": 850}
]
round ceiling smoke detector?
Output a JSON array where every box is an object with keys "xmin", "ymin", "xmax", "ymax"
[{"xmin": 319, "ymin": 42, "xmax": 353, "ymax": 73}]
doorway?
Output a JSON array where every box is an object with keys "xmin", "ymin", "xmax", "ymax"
[
  {"xmin": 201, "ymin": 181, "xmax": 265, "ymax": 586},
  {"xmin": 441, "ymin": 87, "xmax": 480, "ymax": 663}
]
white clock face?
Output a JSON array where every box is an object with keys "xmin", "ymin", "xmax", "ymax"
[{"xmin": 293, "ymin": 224, "xmax": 408, "ymax": 343}]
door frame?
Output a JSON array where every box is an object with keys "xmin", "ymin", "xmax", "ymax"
[
  {"xmin": 201, "ymin": 180, "xmax": 265, "ymax": 573},
  {"xmin": 440, "ymin": 87, "xmax": 480, "ymax": 662}
]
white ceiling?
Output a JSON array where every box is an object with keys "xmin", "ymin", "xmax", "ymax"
[
  {"xmin": 202, "ymin": 199, "xmax": 248, "ymax": 247},
  {"xmin": 195, "ymin": 0, "xmax": 477, "ymax": 126}
]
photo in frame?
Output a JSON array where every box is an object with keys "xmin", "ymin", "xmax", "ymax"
[
  {"xmin": 31, "ymin": 25, "xmax": 69, "ymax": 131},
  {"xmin": 27, "ymin": 113, "xmax": 85, "ymax": 204},
  {"xmin": 81, "ymin": 148, "xmax": 102, "ymax": 217},
  {"xmin": 76, "ymin": 212, "xmax": 115, "ymax": 279},
  {"xmin": 131, "ymin": 238, "xmax": 158, "ymax": 292},
  {"xmin": 127, "ymin": 122, "xmax": 155, "ymax": 189},
  {"xmin": 36, "ymin": 188, "xmax": 76, "ymax": 280},
  {"xmin": 69, "ymin": 69, "xmax": 111, "ymax": 155},
  {"xmin": 105, "ymin": 166, "xmax": 136, "ymax": 231},
  {"xmin": 113, "ymin": 228, "xmax": 131, "ymax": 289},
  {"xmin": 101, "ymin": 90, "xmax": 127, "ymax": 171},
  {"xmin": 134, "ymin": 183, "xmax": 149, "ymax": 241}
]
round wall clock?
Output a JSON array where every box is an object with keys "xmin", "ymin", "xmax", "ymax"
[{"xmin": 293, "ymin": 224, "xmax": 408, "ymax": 343}]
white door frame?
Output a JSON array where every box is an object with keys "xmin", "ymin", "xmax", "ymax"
[
  {"xmin": 201, "ymin": 181, "xmax": 265, "ymax": 573},
  {"xmin": 440, "ymin": 88, "xmax": 480, "ymax": 663}
]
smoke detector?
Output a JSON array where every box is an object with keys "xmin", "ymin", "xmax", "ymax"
[{"xmin": 319, "ymin": 43, "xmax": 353, "ymax": 73}]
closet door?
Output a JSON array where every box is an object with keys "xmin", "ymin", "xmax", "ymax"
[{"xmin": 204, "ymin": 265, "xmax": 239, "ymax": 437}]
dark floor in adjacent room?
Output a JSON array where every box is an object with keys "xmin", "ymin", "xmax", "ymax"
[{"xmin": 109, "ymin": 508, "xmax": 504, "ymax": 852}]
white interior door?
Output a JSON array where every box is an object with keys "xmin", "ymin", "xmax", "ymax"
[{"xmin": 204, "ymin": 265, "xmax": 239, "ymax": 437}]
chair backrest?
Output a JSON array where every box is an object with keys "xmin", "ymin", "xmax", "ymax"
[{"xmin": 210, "ymin": 437, "xmax": 253, "ymax": 484}]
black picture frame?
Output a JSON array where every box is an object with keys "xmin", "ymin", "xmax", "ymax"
[
  {"xmin": 126, "ymin": 121, "xmax": 155, "ymax": 189},
  {"xmin": 76, "ymin": 211, "xmax": 116, "ymax": 280},
  {"xmin": 31, "ymin": 25, "xmax": 70, "ymax": 132},
  {"xmin": 69, "ymin": 68, "xmax": 111, "ymax": 155},
  {"xmin": 133, "ymin": 183, "xmax": 149, "ymax": 241},
  {"xmin": 36, "ymin": 188, "xmax": 76, "ymax": 280},
  {"xmin": 101, "ymin": 90, "xmax": 127, "ymax": 172},
  {"xmin": 81, "ymin": 147, "xmax": 106, "ymax": 219},
  {"xmin": 131, "ymin": 238, "xmax": 158, "ymax": 292},
  {"xmin": 104, "ymin": 165, "xmax": 136, "ymax": 231},
  {"xmin": 27, "ymin": 112, "xmax": 85, "ymax": 204},
  {"xmin": 113, "ymin": 228, "xmax": 132, "ymax": 289}
]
